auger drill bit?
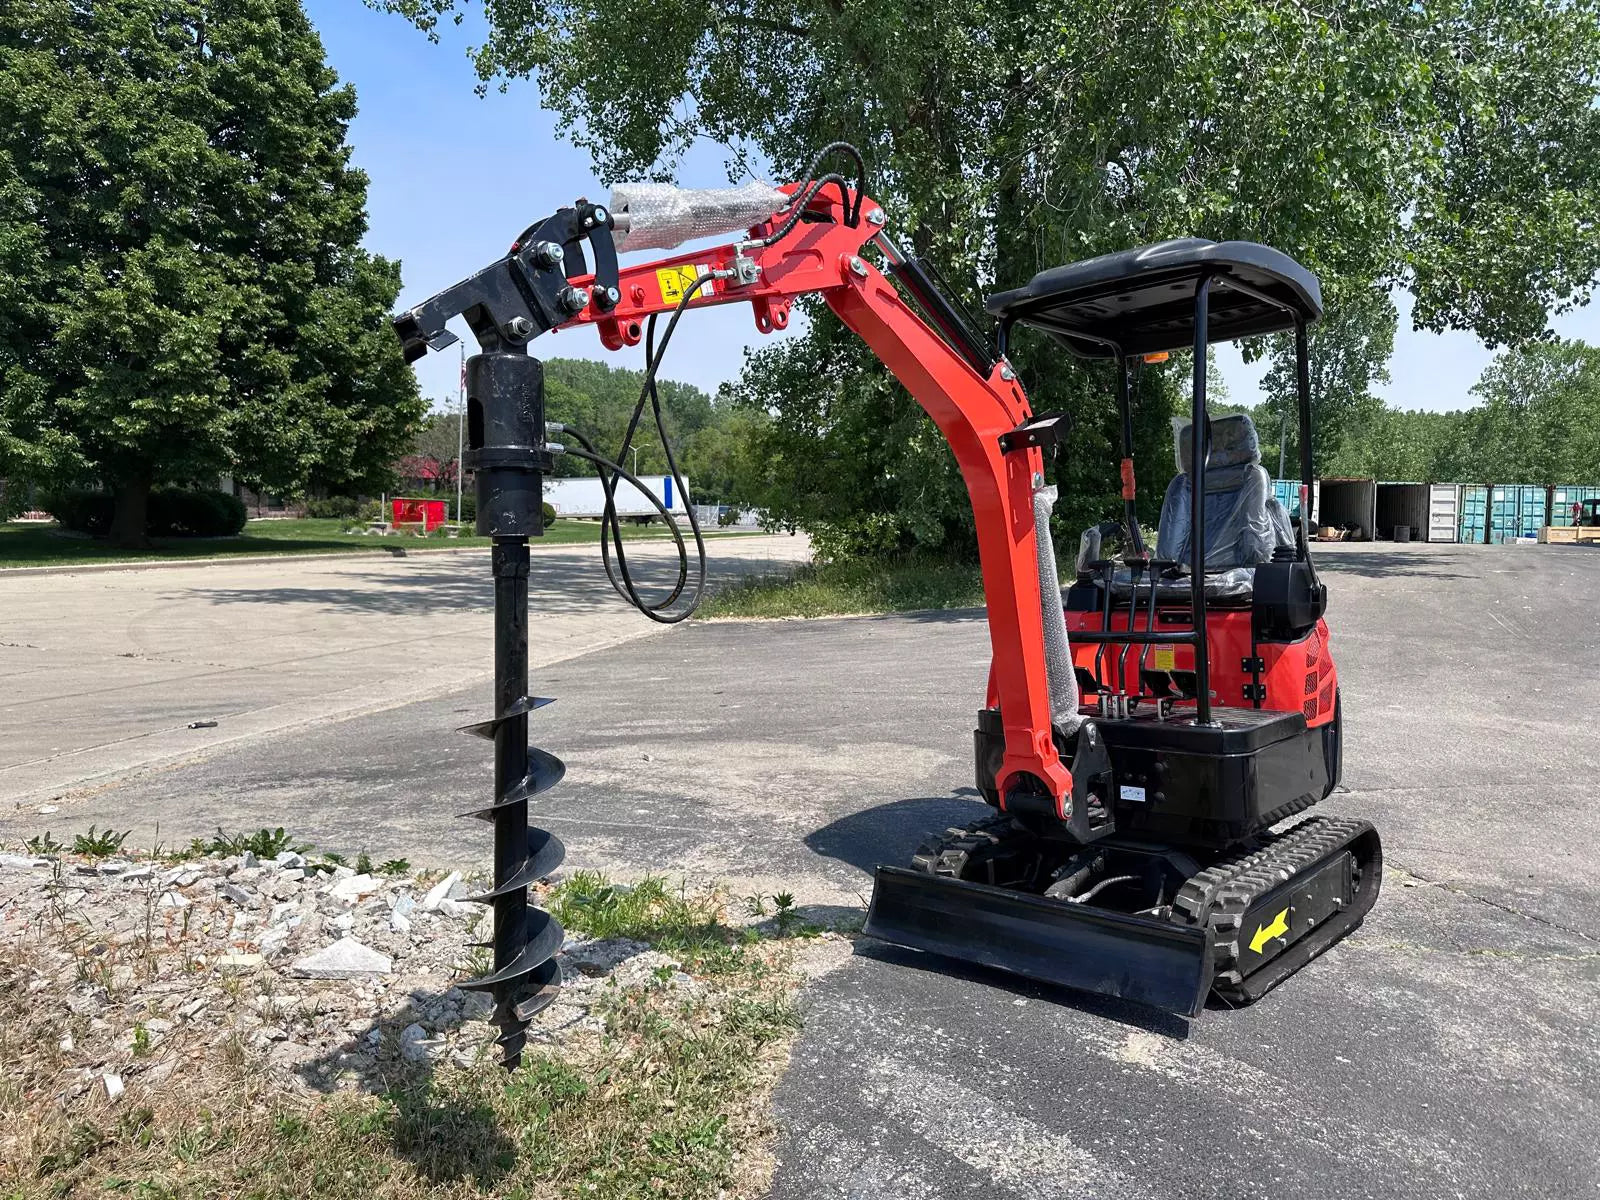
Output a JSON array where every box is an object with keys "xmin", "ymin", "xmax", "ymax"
[{"xmin": 455, "ymin": 347, "xmax": 567, "ymax": 1070}]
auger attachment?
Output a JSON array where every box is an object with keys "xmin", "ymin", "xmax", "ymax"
[{"xmin": 456, "ymin": 346, "xmax": 567, "ymax": 1070}]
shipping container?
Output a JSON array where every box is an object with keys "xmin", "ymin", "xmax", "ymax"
[
  {"xmin": 1488, "ymin": 484, "xmax": 1545, "ymax": 543},
  {"xmin": 1550, "ymin": 485, "xmax": 1600, "ymax": 526},
  {"xmin": 1426, "ymin": 484, "xmax": 1460, "ymax": 543},
  {"xmin": 1270, "ymin": 479, "xmax": 1320, "ymax": 523},
  {"xmin": 1317, "ymin": 478, "xmax": 1377, "ymax": 540},
  {"xmin": 1459, "ymin": 486, "xmax": 1488, "ymax": 543},
  {"xmin": 1374, "ymin": 482, "xmax": 1430, "ymax": 541}
]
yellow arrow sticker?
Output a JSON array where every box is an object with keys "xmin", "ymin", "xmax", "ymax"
[{"xmin": 1249, "ymin": 907, "xmax": 1290, "ymax": 954}]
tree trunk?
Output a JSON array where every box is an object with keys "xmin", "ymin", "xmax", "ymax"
[{"xmin": 108, "ymin": 471, "xmax": 152, "ymax": 548}]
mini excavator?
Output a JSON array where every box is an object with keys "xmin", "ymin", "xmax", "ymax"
[{"xmin": 394, "ymin": 144, "xmax": 1381, "ymax": 1067}]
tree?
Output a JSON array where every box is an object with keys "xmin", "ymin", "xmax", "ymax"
[
  {"xmin": 383, "ymin": 0, "xmax": 1600, "ymax": 555},
  {"xmin": 1260, "ymin": 287, "xmax": 1398, "ymax": 477},
  {"xmin": 1463, "ymin": 339, "xmax": 1600, "ymax": 484},
  {"xmin": 0, "ymin": 0, "xmax": 422, "ymax": 545},
  {"xmin": 413, "ymin": 408, "xmax": 464, "ymax": 468}
]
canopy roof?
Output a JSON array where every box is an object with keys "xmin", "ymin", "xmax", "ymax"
[{"xmin": 984, "ymin": 238, "xmax": 1323, "ymax": 359}]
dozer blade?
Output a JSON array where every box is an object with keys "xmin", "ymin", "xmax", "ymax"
[{"xmin": 865, "ymin": 866, "xmax": 1215, "ymax": 1016}]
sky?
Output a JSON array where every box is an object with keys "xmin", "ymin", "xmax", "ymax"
[{"xmin": 309, "ymin": 0, "xmax": 1600, "ymax": 416}]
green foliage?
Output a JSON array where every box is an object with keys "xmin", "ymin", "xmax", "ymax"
[
  {"xmin": 542, "ymin": 359, "xmax": 762, "ymax": 508},
  {"xmin": 24, "ymin": 831, "xmax": 64, "ymax": 855},
  {"xmin": 1460, "ymin": 339, "xmax": 1600, "ymax": 484},
  {"xmin": 49, "ymin": 488, "xmax": 247, "ymax": 538},
  {"xmin": 381, "ymin": 0, "xmax": 1600, "ymax": 561},
  {"xmin": 72, "ymin": 825, "xmax": 130, "ymax": 859},
  {"xmin": 376, "ymin": 858, "xmax": 411, "ymax": 876},
  {"xmin": 304, "ymin": 495, "xmax": 363, "ymax": 520},
  {"xmin": 547, "ymin": 871, "xmax": 786, "ymax": 974},
  {"xmin": 703, "ymin": 552, "xmax": 985, "ymax": 618},
  {"xmin": 1259, "ymin": 288, "xmax": 1398, "ymax": 476},
  {"xmin": 541, "ymin": 500, "xmax": 557, "ymax": 525},
  {"xmin": 0, "ymin": 0, "xmax": 425, "ymax": 545},
  {"xmin": 205, "ymin": 827, "xmax": 310, "ymax": 858},
  {"xmin": 1239, "ymin": 338, "xmax": 1600, "ymax": 486}
]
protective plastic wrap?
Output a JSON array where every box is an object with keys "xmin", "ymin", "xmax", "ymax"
[
  {"xmin": 1156, "ymin": 414, "xmax": 1289, "ymax": 572},
  {"xmin": 1033, "ymin": 484, "xmax": 1081, "ymax": 732},
  {"xmin": 608, "ymin": 181, "xmax": 790, "ymax": 253}
]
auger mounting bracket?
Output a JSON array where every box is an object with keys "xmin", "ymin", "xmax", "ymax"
[{"xmin": 392, "ymin": 199, "xmax": 621, "ymax": 363}]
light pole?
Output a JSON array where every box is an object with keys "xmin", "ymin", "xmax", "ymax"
[{"xmin": 456, "ymin": 344, "xmax": 467, "ymax": 523}]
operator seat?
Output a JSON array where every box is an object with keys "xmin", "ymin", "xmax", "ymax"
[{"xmin": 1155, "ymin": 414, "xmax": 1293, "ymax": 589}]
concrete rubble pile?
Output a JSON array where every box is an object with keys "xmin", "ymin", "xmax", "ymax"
[{"xmin": 0, "ymin": 849, "xmax": 692, "ymax": 1101}]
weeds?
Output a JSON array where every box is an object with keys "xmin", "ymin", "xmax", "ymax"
[
  {"xmin": 24, "ymin": 831, "xmax": 64, "ymax": 855},
  {"xmin": 204, "ymin": 827, "xmax": 310, "ymax": 858},
  {"xmin": 8, "ymin": 867, "xmax": 817, "ymax": 1200},
  {"xmin": 72, "ymin": 825, "xmax": 130, "ymax": 859},
  {"xmin": 377, "ymin": 858, "xmax": 411, "ymax": 877}
]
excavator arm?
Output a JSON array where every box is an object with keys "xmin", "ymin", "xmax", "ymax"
[{"xmin": 556, "ymin": 184, "xmax": 1080, "ymax": 816}]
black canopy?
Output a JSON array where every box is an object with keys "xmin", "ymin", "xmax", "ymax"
[{"xmin": 984, "ymin": 238, "xmax": 1322, "ymax": 359}]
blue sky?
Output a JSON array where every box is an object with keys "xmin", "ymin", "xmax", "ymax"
[{"xmin": 310, "ymin": 0, "xmax": 1600, "ymax": 415}]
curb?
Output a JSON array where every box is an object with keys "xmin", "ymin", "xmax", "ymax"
[{"xmin": 0, "ymin": 543, "xmax": 489, "ymax": 579}]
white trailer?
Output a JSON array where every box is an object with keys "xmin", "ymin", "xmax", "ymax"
[{"xmin": 543, "ymin": 474, "xmax": 687, "ymax": 520}]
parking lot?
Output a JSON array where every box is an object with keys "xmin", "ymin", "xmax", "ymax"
[{"xmin": 2, "ymin": 540, "xmax": 1596, "ymax": 1198}]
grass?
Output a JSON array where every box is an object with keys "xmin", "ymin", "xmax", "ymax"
[
  {"xmin": 0, "ymin": 517, "xmax": 750, "ymax": 569},
  {"xmin": 701, "ymin": 551, "xmax": 987, "ymax": 618},
  {"xmin": 1, "ymin": 864, "xmax": 814, "ymax": 1200}
]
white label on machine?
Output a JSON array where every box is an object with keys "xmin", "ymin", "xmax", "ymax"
[{"xmin": 1120, "ymin": 784, "xmax": 1147, "ymax": 803}]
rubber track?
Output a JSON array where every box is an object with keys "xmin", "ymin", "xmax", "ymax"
[
  {"xmin": 909, "ymin": 813, "xmax": 1024, "ymax": 880},
  {"xmin": 1171, "ymin": 815, "xmax": 1374, "ymax": 997}
]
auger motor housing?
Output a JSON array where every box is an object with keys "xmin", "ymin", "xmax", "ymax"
[{"xmin": 467, "ymin": 351, "xmax": 554, "ymax": 538}]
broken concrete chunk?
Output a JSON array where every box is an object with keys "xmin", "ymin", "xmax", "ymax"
[
  {"xmin": 158, "ymin": 891, "xmax": 190, "ymax": 910},
  {"xmin": 0, "ymin": 854, "xmax": 49, "ymax": 870},
  {"xmin": 400, "ymin": 1022, "xmax": 446, "ymax": 1063},
  {"xmin": 420, "ymin": 872, "xmax": 460, "ymax": 912},
  {"xmin": 290, "ymin": 937, "xmax": 392, "ymax": 979},
  {"xmin": 328, "ymin": 873, "xmax": 379, "ymax": 904},
  {"xmin": 218, "ymin": 883, "xmax": 256, "ymax": 906}
]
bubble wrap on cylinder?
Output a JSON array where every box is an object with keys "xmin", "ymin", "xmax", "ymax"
[
  {"xmin": 1033, "ymin": 484, "xmax": 1082, "ymax": 732},
  {"xmin": 608, "ymin": 182, "xmax": 789, "ymax": 252}
]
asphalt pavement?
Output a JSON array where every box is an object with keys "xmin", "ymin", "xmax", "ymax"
[{"xmin": 2, "ymin": 540, "xmax": 1596, "ymax": 1198}]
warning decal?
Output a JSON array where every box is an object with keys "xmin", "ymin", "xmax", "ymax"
[
  {"xmin": 1152, "ymin": 647, "xmax": 1176, "ymax": 671},
  {"xmin": 656, "ymin": 265, "xmax": 707, "ymax": 305}
]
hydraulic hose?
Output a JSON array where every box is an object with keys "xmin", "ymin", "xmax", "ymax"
[{"xmin": 564, "ymin": 271, "xmax": 712, "ymax": 624}]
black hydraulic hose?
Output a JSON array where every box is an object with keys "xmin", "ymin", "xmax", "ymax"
[
  {"xmin": 761, "ymin": 172, "xmax": 853, "ymax": 247},
  {"xmin": 589, "ymin": 271, "xmax": 712, "ymax": 623},
  {"xmin": 557, "ymin": 425, "xmax": 691, "ymax": 614}
]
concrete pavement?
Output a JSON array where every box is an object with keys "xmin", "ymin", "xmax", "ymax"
[
  {"xmin": 1, "ymin": 539, "xmax": 1596, "ymax": 1198},
  {"xmin": 0, "ymin": 533, "xmax": 807, "ymax": 809}
]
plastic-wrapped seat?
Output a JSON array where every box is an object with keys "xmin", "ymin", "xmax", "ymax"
[{"xmin": 1153, "ymin": 414, "xmax": 1294, "ymax": 599}]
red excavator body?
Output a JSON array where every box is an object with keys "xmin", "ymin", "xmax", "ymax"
[{"xmin": 394, "ymin": 145, "xmax": 1381, "ymax": 1044}]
